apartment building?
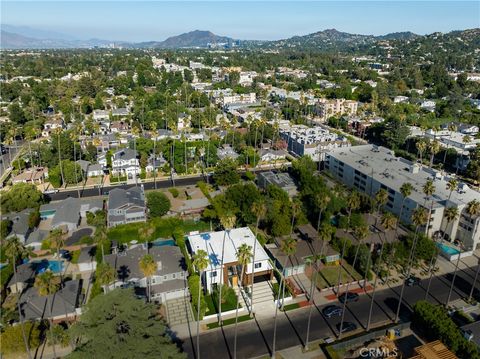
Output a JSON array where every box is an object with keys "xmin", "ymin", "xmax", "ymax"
[
  {"xmin": 317, "ymin": 99, "xmax": 358, "ymax": 120},
  {"xmin": 325, "ymin": 145, "xmax": 480, "ymax": 252},
  {"xmin": 280, "ymin": 125, "xmax": 350, "ymax": 161}
]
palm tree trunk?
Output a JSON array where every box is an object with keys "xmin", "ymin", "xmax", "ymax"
[
  {"xmin": 272, "ymin": 257, "xmax": 288, "ymax": 359},
  {"xmin": 196, "ymin": 271, "xmax": 202, "ymax": 359},
  {"xmin": 338, "ymin": 241, "xmax": 362, "ymax": 337},
  {"xmin": 395, "ymin": 226, "xmax": 421, "ymax": 322},
  {"xmin": 336, "ymin": 238, "xmax": 349, "ymax": 295},
  {"xmin": 13, "ymin": 258, "xmax": 32, "ymax": 359},
  {"xmin": 73, "ymin": 142, "xmax": 80, "ymax": 198},
  {"xmin": 250, "ymin": 218, "xmax": 260, "ymax": 317},
  {"xmin": 425, "ymin": 219, "xmax": 450, "ymax": 301},
  {"xmin": 153, "ymin": 138, "xmax": 157, "ymax": 189},
  {"xmin": 367, "ymin": 236, "xmax": 386, "ymax": 331},
  {"xmin": 446, "ymin": 250, "xmax": 462, "ymax": 306},
  {"xmin": 233, "ymin": 264, "xmax": 245, "ymax": 359},
  {"xmin": 218, "ymin": 231, "xmax": 227, "ymax": 324},
  {"xmin": 57, "ymin": 134, "xmax": 65, "ymax": 187},
  {"xmin": 468, "ymin": 259, "xmax": 480, "ymax": 302}
]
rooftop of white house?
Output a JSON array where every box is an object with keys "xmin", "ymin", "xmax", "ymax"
[
  {"xmin": 187, "ymin": 227, "xmax": 270, "ymax": 273},
  {"xmin": 327, "ymin": 144, "xmax": 480, "ymax": 208}
]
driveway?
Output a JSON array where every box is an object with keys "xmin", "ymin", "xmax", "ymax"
[{"xmin": 65, "ymin": 228, "xmax": 94, "ymax": 246}]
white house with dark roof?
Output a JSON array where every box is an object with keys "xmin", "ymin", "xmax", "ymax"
[
  {"xmin": 187, "ymin": 227, "xmax": 273, "ymax": 292},
  {"xmin": 104, "ymin": 245, "xmax": 187, "ymax": 303},
  {"xmin": 107, "ymin": 186, "xmax": 146, "ymax": 227},
  {"xmin": 108, "ymin": 148, "xmax": 140, "ymax": 179}
]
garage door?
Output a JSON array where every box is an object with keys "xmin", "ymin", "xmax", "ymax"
[{"xmin": 254, "ymin": 274, "xmax": 270, "ymax": 283}]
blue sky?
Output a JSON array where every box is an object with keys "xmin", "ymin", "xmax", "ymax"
[{"xmin": 1, "ymin": 1, "xmax": 479, "ymax": 42}]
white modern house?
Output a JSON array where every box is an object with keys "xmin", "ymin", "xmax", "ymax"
[
  {"xmin": 187, "ymin": 227, "xmax": 273, "ymax": 292},
  {"xmin": 101, "ymin": 148, "xmax": 140, "ymax": 179}
]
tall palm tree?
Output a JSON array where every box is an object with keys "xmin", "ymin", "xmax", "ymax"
[
  {"xmin": 467, "ymin": 200, "xmax": 480, "ymax": 302},
  {"xmin": 315, "ymin": 193, "xmax": 331, "ymax": 233},
  {"xmin": 443, "ymin": 124, "xmax": 457, "ymax": 165},
  {"xmin": 416, "ymin": 140, "xmax": 427, "ymax": 165},
  {"xmin": 233, "ymin": 243, "xmax": 252, "ymax": 359},
  {"xmin": 218, "ymin": 214, "xmax": 236, "ymax": 324},
  {"xmin": 34, "ymin": 271, "xmax": 59, "ymax": 359},
  {"xmin": 192, "ymin": 249, "xmax": 208, "ymax": 359},
  {"xmin": 367, "ymin": 213, "xmax": 396, "ymax": 330},
  {"xmin": 131, "ymin": 126, "xmax": 140, "ymax": 187},
  {"xmin": 139, "ymin": 254, "xmax": 157, "ymax": 302},
  {"xmin": 138, "ymin": 223, "xmax": 155, "ymax": 252},
  {"xmin": 336, "ymin": 192, "xmax": 361, "ymax": 294},
  {"xmin": 69, "ymin": 130, "xmax": 81, "ymax": 198},
  {"xmin": 4, "ymin": 237, "xmax": 32, "ymax": 359},
  {"xmin": 94, "ymin": 226, "xmax": 108, "ymax": 262},
  {"xmin": 290, "ymin": 199, "xmax": 302, "ymax": 236},
  {"xmin": 272, "ymin": 237, "xmax": 297, "ymax": 359},
  {"xmin": 54, "ymin": 127, "xmax": 65, "ymax": 187},
  {"xmin": 149, "ymin": 121, "xmax": 158, "ymax": 189},
  {"xmin": 422, "ymin": 179, "xmax": 436, "ymax": 236},
  {"xmin": 395, "ymin": 207, "xmax": 428, "ymax": 322},
  {"xmin": 96, "ymin": 262, "xmax": 115, "ymax": 293},
  {"xmin": 250, "ymin": 201, "xmax": 266, "ymax": 317},
  {"xmin": 48, "ymin": 229, "xmax": 65, "ymax": 281},
  {"xmin": 445, "ymin": 207, "xmax": 460, "ymax": 305},
  {"xmin": 395, "ymin": 183, "xmax": 413, "ymax": 239},
  {"xmin": 338, "ymin": 225, "xmax": 369, "ymax": 337},
  {"xmin": 374, "ymin": 189, "xmax": 388, "ymax": 226},
  {"xmin": 429, "ymin": 140, "xmax": 441, "ymax": 167}
]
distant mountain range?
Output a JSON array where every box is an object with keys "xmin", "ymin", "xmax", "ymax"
[{"xmin": 0, "ymin": 25, "xmax": 475, "ymax": 51}]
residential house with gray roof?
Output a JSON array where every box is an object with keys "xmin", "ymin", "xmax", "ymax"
[
  {"xmin": 1, "ymin": 208, "xmax": 33, "ymax": 243},
  {"xmin": 19, "ymin": 279, "xmax": 82, "ymax": 322},
  {"xmin": 40, "ymin": 197, "xmax": 103, "ymax": 233},
  {"xmin": 107, "ymin": 186, "xmax": 146, "ymax": 227},
  {"xmin": 104, "ymin": 245, "xmax": 187, "ymax": 303}
]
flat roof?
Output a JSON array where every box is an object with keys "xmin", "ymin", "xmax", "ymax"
[
  {"xmin": 187, "ymin": 227, "xmax": 270, "ymax": 273},
  {"xmin": 328, "ymin": 145, "xmax": 480, "ymax": 208}
]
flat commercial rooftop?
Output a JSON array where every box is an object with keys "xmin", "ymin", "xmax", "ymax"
[{"xmin": 328, "ymin": 145, "xmax": 480, "ymax": 208}]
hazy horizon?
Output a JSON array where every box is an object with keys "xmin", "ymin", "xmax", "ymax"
[{"xmin": 1, "ymin": 1, "xmax": 479, "ymax": 42}]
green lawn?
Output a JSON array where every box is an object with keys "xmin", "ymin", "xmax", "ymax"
[
  {"xmin": 206, "ymin": 315, "xmax": 252, "ymax": 329},
  {"xmin": 204, "ymin": 292, "xmax": 239, "ymax": 315},
  {"xmin": 107, "ymin": 217, "xmax": 211, "ymax": 244},
  {"xmin": 282, "ymin": 303, "xmax": 300, "ymax": 311},
  {"xmin": 315, "ymin": 264, "xmax": 362, "ymax": 289}
]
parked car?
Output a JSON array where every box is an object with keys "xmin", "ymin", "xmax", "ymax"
[
  {"xmin": 338, "ymin": 292, "xmax": 359, "ymax": 303},
  {"xmin": 337, "ymin": 321, "xmax": 357, "ymax": 333},
  {"xmin": 322, "ymin": 305, "xmax": 343, "ymax": 318},
  {"xmin": 43, "ymin": 189, "xmax": 59, "ymax": 194},
  {"xmin": 59, "ymin": 249, "xmax": 71, "ymax": 260},
  {"xmin": 405, "ymin": 275, "xmax": 421, "ymax": 286}
]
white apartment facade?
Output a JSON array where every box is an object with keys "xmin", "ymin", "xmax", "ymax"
[
  {"xmin": 280, "ymin": 125, "xmax": 351, "ymax": 161},
  {"xmin": 317, "ymin": 99, "xmax": 358, "ymax": 120},
  {"xmin": 325, "ymin": 145, "xmax": 480, "ymax": 252}
]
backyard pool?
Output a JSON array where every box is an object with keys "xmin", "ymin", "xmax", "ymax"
[
  {"xmin": 437, "ymin": 242, "xmax": 460, "ymax": 256},
  {"xmin": 151, "ymin": 239, "xmax": 175, "ymax": 247},
  {"xmin": 31, "ymin": 260, "xmax": 64, "ymax": 274}
]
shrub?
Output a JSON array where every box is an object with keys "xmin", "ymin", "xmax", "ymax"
[
  {"xmin": 146, "ymin": 191, "xmax": 171, "ymax": 217},
  {"xmin": 188, "ymin": 274, "xmax": 206, "ymax": 320},
  {"xmin": 413, "ymin": 301, "xmax": 480, "ymax": 359},
  {"xmin": 28, "ymin": 210, "xmax": 40, "ymax": 229},
  {"xmin": 168, "ymin": 188, "xmax": 179, "ymax": 198},
  {"xmin": 47, "ymin": 324, "xmax": 70, "ymax": 347},
  {"xmin": 41, "ymin": 238, "xmax": 51, "ymax": 250},
  {"xmin": 244, "ymin": 171, "xmax": 255, "ymax": 181},
  {"xmin": 71, "ymin": 250, "xmax": 81, "ymax": 264}
]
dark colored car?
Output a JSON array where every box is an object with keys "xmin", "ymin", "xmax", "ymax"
[
  {"xmin": 322, "ymin": 305, "xmax": 343, "ymax": 318},
  {"xmin": 337, "ymin": 321, "xmax": 357, "ymax": 333},
  {"xmin": 59, "ymin": 249, "xmax": 71, "ymax": 260},
  {"xmin": 338, "ymin": 292, "xmax": 359, "ymax": 304},
  {"xmin": 405, "ymin": 275, "xmax": 421, "ymax": 286}
]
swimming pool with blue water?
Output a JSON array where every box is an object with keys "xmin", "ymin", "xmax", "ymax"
[{"xmin": 437, "ymin": 242, "xmax": 460, "ymax": 256}]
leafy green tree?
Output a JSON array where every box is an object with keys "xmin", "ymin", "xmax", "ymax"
[
  {"xmin": 213, "ymin": 158, "xmax": 240, "ymax": 186},
  {"xmin": 67, "ymin": 289, "xmax": 184, "ymax": 359},
  {"xmin": 1, "ymin": 219, "xmax": 12, "ymax": 239},
  {"xmin": 146, "ymin": 192, "xmax": 171, "ymax": 217},
  {"xmin": 1, "ymin": 183, "xmax": 44, "ymax": 213}
]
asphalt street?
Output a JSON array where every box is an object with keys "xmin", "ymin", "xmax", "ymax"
[{"xmin": 181, "ymin": 264, "xmax": 480, "ymax": 359}]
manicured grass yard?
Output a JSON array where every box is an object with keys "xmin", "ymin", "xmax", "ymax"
[
  {"xmin": 315, "ymin": 263, "xmax": 362, "ymax": 289},
  {"xmin": 206, "ymin": 315, "xmax": 252, "ymax": 329},
  {"xmin": 282, "ymin": 303, "xmax": 300, "ymax": 311},
  {"xmin": 204, "ymin": 291, "xmax": 239, "ymax": 316},
  {"xmin": 107, "ymin": 217, "xmax": 211, "ymax": 243}
]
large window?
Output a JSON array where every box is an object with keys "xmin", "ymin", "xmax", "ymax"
[
  {"xmin": 254, "ymin": 263, "xmax": 262, "ymax": 269},
  {"xmin": 211, "ymin": 271, "xmax": 217, "ymax": 277}
]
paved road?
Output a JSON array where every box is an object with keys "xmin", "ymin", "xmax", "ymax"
[
  {"xmin": 46, "ymin": 167, "xmax": 278, "ymax": 201},
  {"xmin": 181, "ymin": 265, "xmax": 480, "ymax": 359},
  {"xmin": 0, "ymin": 143, "xmax": 23, "ymax": 177}
]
